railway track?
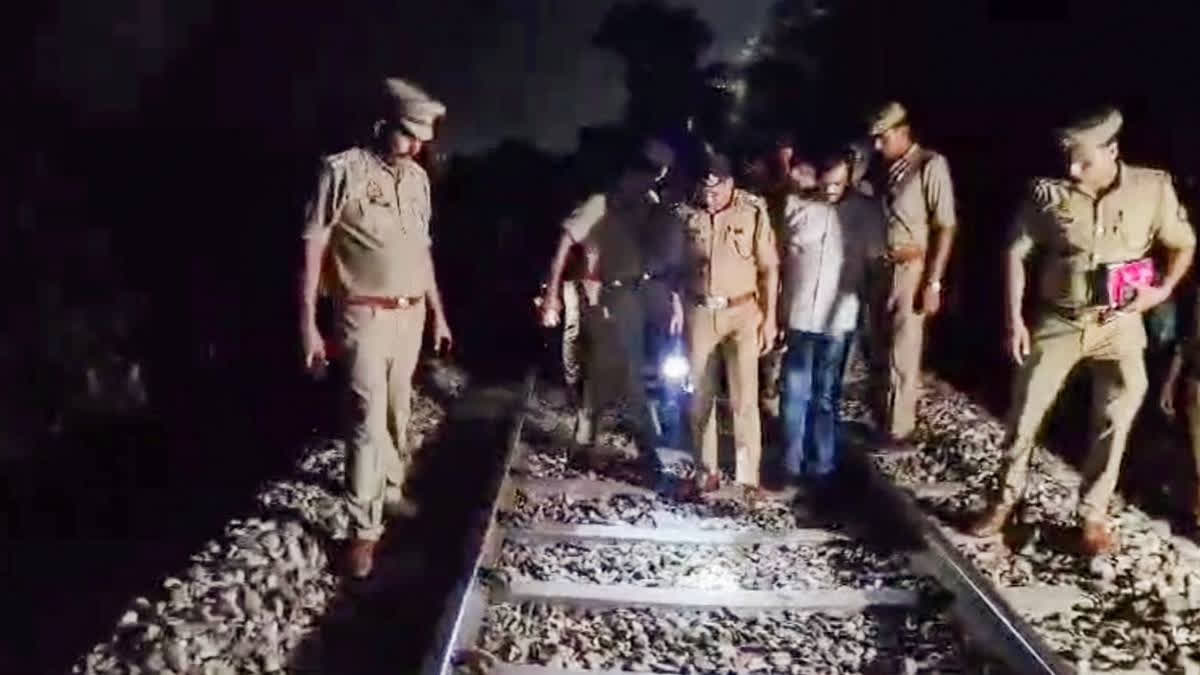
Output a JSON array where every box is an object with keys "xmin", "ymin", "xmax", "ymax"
[{"xmin": 420, "ymin": 372, "xmax": 1080, "ymax": 675}]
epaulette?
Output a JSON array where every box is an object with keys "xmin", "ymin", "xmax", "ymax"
[
  {"xmin": 1030, "ymin": 177, "xmax": 1069, "ymax": 210},
  {"xmin": 1123, "ymin": 164, "xmax": 1169, "ymax": 187},
  {"xmin": 323, "ymin": 148, "xmax": 361, "ymax": 169},
  {"xmin": 737, "ymin": 190, "xmax": 767, "ymax": 208}
]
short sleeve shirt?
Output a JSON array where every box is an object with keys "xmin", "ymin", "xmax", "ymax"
[
  {"xmin": 670, "ymin": 189, "xmax": 779, "ymax": 298},
  {"xmin": 561, "ymin": 191, "xmax": 657, "ymax": 283},
  {"xmin": 1009, "ymin": 163, "xmax": 1196, "ymax": 310},
  {"xmin": 881, "ymin": 146, "xmax": 956, "ymax": 250},
  {"xmin": 301, "ymin": 148, "xmax": 433, "ymax": 298}
]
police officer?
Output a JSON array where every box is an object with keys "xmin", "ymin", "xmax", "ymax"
[
  {"xmin": 866, "ymin": 102, "xmax": 958, "ymax": 449},
  {"xmin": 970, "ymin": 107, "xmax": 1196, "ymax": 554},
  {"xmin": 753, "ymin": 134, "xmax": 803, "ymax": 426},
  {"xmin": 299, "ymin": 78, "xmax": 454, "ymax": 579},
  {"xmin": 538, "ymin": 141, "xmax": 674, "ymax": 485},
  {"xmin": 667, "ymin": 149, "xmax": 779, "ymax": 494}
]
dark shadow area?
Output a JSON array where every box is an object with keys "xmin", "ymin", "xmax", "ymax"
[
  {"xmin": 11, "ymin": 0, "xmax": 1200, "ymax": 671},
  {"xmin": 0, "ymin": 0, "xmax": 525, "ymax": 670},
  {"xmin": 285, "ymin": 382, "xmax": 523, "ymax": 675}
]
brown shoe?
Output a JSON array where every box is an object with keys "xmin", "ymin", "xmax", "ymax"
[
  {"xmin": 343, "ymin": 538, "xmax": 378, "ymax": 579},
  {"xmin": 695, "ymin": 469, "xmax": 720, "ymax": 494},
  {"xmin": 740, "ymin": 484, "xmax": 766, "ymax": 504},
  {"xmin": 966, "ymin": 500, "xmax": 1014, "ymax": 538},
  {"xmin": 1080, "ymin": 520, "xmax": 1117, "ymax": 556}
]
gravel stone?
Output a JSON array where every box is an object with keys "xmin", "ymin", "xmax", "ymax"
[
  {"xmin": 69, "ymin": 368, "xmax": 460, "ymax": 675},
  {"xmin": 496, "ymin": 539, "xmax": 921, "ymax": 591},
  {"xmin": 477, "ymin": 602, "xmax": 972, "ymax": 674},
  {"xmin": 500, "ymin": 486, "xmax": 815, "ymax": 533},
  {"xmin": 844, "ymin": 366, "xmax": 1200, "ymax": 671}
]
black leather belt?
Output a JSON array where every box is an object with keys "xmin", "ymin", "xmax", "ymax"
[
  {"xmin": 1050, "ymin": 305, "xmax": 1108, "ymax": 322},
  {"xmin": 601, "ymin": 271, "xmax": 659, "ymax": 290}
]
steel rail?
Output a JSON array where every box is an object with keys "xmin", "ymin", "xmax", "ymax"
[
  {"xmin": 420, "ymin": 371, "xmax": 1074, "ymax": 675},
  {"xmin": 843, "ymin": 438, "xmax": 1076, "ymax": 675},
  {"xmin": 419, "ymin": 369, "xmax": 537, "ymax": 675}
]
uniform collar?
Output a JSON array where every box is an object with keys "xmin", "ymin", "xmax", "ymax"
[
  {"xmin": 889, "ymin": 142, "xmax": 920, "ymax": 169},
  {"xmin": 366, "ymin": 148, "xmax": 417, "ymax": 177},
  {"xmin": 1068, "ymin": 161, "xmax": 1126, "ymax": 201},
  {"xmin": 885, "ymin": 143, "xmax": 921, "ymax": 189}
]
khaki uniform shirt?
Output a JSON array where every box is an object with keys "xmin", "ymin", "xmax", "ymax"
[
  {"xmin": 881, "ymin": 145, "xmax": 956, "ymax": 250},
  {"xmin": 1010, "ymin": 163, "xmax": 1196, "ymax": 311},
  {"xmin": 302, "ymin": 148, "xmax": 433, "ymax": 299},
  {"xmin": 670, "ymin": 189, "xmax": 779, "ymax": 299},
  {"xmin": 562, "ymin": 190, "xmax": 658, "ymax": 283}
]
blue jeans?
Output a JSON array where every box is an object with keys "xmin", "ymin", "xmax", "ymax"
[{"xmin": 782, "ymin": 330, "xmax": 853, "ymax": 479}]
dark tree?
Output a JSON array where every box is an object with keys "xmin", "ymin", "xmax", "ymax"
[{"xmin": 592, "ymin": 0, "xmax": 713, "ymax": 138}]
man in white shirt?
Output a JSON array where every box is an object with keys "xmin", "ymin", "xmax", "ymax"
[{"xmin": 778, "ymin": 149, "xmax": 885, "ymax": 484}]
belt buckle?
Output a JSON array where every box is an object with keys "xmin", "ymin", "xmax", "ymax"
[
  {"xmin": 704, "ymin": 295, "xmax": 729, "ymax": 310},
  {"xmin": 395, "ymin": 296, "xmax": 413, "ymax": 308}
]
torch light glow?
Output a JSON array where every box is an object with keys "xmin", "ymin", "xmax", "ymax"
[{"xmin": 661, "ymin": 353, "xmax": 690, "ymax": 381}]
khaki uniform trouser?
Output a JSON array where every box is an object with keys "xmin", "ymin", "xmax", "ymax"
[
  {"xmin": 869, "ymin": 258, "xmax": 925, "ymax": 439},
  {"xmin": 576, "ymin": 287, "xmax": 657, "ymax": 458},
  {"xmin": 998, "ymin": 312, "xmax": 1148, "ymax": 523},
  {"xmin": 562, "ymin": 281, "xmax": 584, "ymax": 389},
  {"xmin": 686, "ymin": 300, "xmax": 763, "ymax": 486},
  {"xmin": 336, "ymin": 300, "xmax": 425, "ymax": 541}
]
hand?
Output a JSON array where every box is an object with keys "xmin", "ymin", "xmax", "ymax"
[
  {"xmin": 536, "ymin": 294, "xmax": 561, "ymax": 328},
  {"xmin": 1123, "ymin": 284, "xmax": 1171, "ymax": 315},
  {"xmin": 1160, "ymin": 377, "xmax": 1178, "ymax": 419},
  {"xmin": 917, "ymin": 281, "xmax": 942, "ymax": 316},
  {"xmin": 433, "ymin": 315, "xmax": 454, "ymax": 355},
  {"xmin": 668, "ymin": 303, "xmax": 684, "ymax": 336},
  {"xmin": 758, "ymin": 323, "xmax": 778, "ymax": 356},
  {"xmin": 301, "ymin": 322, "xmax": 327, "ymax": 375},
  {"xmin": 1007, "ymin": 319, "xmax": 1031, "ymax": 366}
]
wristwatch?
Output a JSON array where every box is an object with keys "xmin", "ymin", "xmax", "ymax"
[{"xmin": 928, "ymin": 279, "xmax": 943, "ymax": 292}]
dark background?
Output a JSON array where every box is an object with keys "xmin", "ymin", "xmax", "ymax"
[{"xmin": 6, "ymin": 0, "xmax": 1200, "ymax": 672}]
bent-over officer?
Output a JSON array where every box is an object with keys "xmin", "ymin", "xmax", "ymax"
[
  {"xmin": 970, "ymin": 107, "xmax": 1195, "ymax": 555},
  {"xmin": 299, "ymin": 78, "xmax": 454, "ymax": 579},
  {"xmin": 667, "ymin": 149, "xmax": 779, "ymax": 494},
  {"xmin": 866, "ymin": 102, "xmax": 958, "ymax": 449},
  {"xmin": 538, "ymin": 142, "xmax": 675, "ymax": 486}
]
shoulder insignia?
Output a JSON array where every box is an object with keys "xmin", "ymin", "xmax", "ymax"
[
  {"xmin": 1030, "ymin": 178, "xmax": 1068, "ymax": 210},
  {"xmin": 323, "ymin": 148, "xmax": 361, "ymax": 169},
  {"xmin": 737, "ymin": 190, "xmax": 766, "ymax": 207},
  {"xmin": 1121, "ymin": 164, "xmax": 1171, "ymax": 190}
]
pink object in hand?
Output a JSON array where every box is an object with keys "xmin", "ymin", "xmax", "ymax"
[{"xmin": 1106, "ymin": 258, "xmax": 1156, "ymax": 307}]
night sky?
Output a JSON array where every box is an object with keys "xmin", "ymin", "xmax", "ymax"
[{"xmin": 31, "ymin": 0, "xmax": 774, "ymax": 154}]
